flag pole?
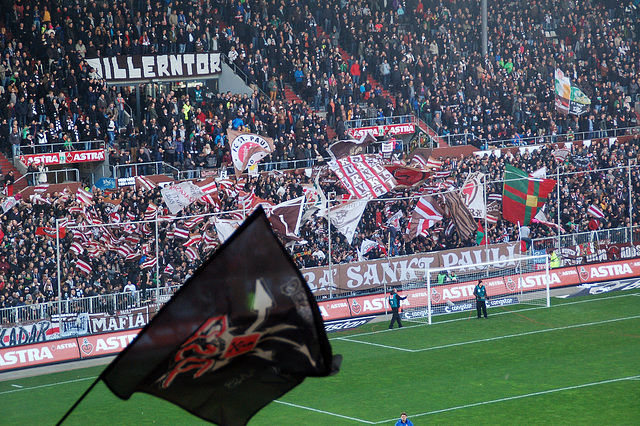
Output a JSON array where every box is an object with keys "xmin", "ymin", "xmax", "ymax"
[
  {"xmin": 327, "ymin": 192, "xmax": 335, "ymax": 298},
  {"xmin": 629, "ymin": 159, "xmax": 633, "ymax": 244},
  {"xmin": 483, "ymin": 173, "xmax": 488, "ymax": 258},
  {"xmin": 556, "ymin": 165, "xmax": 561, "ymax": 250},
  {"xmin": 155, "ymin": 214, "xmax": 160, "ymax": 290},
  {"xmin": 56, "ymin": 218, "xmax": 62, "ymax": 319},
  {"xmin": 55, "ymin": 375, "xmax": 102, "ymax": 426},
  {"xmin": 517, "ymin": 221, "xmax": 522, "ymax": 254}
]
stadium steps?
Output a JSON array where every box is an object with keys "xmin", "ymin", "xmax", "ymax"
[
  {"xmin": 283, "ymin": 83, "xmax": 303, "ymax": 104},
  {"xmin": 316, "ymin": 28, "xmax": 396, "ymax": 107},
  {"xmin": 0, "ymin": 152, "xmax": 27, "ymax": 192},
  {"xmin": 417, "ymin": 120, "xmax": 447, "ymax": 147}
]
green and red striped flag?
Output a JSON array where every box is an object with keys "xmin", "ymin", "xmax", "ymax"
[{"xmin": 502, "ymin": 165, "xmax": 556, "ymax": 226}]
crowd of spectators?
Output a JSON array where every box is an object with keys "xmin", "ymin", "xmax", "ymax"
[
  {"xmin": 1, "ymin": 133, "xmax": 638, "ymax": 315},
  {"xmin": 1, "ymin": 0, "xmax": 640, "ymax": 316},
  {"xmin": 1, "ymin": 1, "xmax": 639, "ymax": 174}
]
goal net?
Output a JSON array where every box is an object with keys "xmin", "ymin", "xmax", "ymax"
[{"xmin": 400, "ymin": 254, "xmax": 550, "ymax": 324}]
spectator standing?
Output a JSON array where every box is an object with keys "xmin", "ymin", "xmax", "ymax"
[{"xmin": 4, "ymin": 170, "xmax": 15, "ymax": 196}]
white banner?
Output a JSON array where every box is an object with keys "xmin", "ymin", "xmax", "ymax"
[
  {"xmin": 329, "ymin": 198, "xmax": 370, "ymax": 244},
  {"xmin": 1, "ymin": 196, "xmax": 18, "ymax": 213},
  {"xmin": 460, "ymin": 172, "xmax": 485, "ymax": 219},
  {"xmin": 161, "ymin": 181, "xmax": 205, "ymax": 214}
]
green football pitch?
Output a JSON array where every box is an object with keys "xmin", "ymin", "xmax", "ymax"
[{"xmin": 2, "ymin": 290, "xmax": 639, "ymax": 425}]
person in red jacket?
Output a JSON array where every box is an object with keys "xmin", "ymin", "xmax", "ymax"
[{"xmin": 350, "ymin": 60, "xmax": 361, "ymax": 86}]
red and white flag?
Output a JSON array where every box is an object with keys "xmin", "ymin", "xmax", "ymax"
[
  {"xmin": 202, "ymin": 231, "xmax": 216, "ymax": 247},
  {"xmin": 76, "ymin": 258, "xmax": 92, "ymax": 275},
  {"xmin": 136, "ymin": 176, "xmax": 156, "ymax": 192},
  {"xmin": 34, "ymin": 184, "xmax": 50, "ymax": 193},
  {"xmin": 185, "ymin": 246, "xmax": 198, "ymax": 262},
  {"xmin": 76, "ymin": 188, "xmax": 93, "ymax": 204},
  {"xmin": 70, "ymin": 242, "xmax": 84, "ymax": 255},
  {"xmin": 199, "ymin": 181, "xmax": 218, "ymax": 195},
  {"xmin": 328, "ymin": 154, "xmax": 397, "ymax": 199},
  {"xmin": 125, "ymin": 235, "xmax": 141, "ymax": 246},
  {"xmin": 125, "ymin": 252, "xmax": 142, "ymax": 262},
  {"xmin": 163, "ymin": 264, "xmax": 174, "ymax": 275},
  {"xmin": 126, "ymin": 212, "xmax": 136, "ymax": 222},
  {"xmin": 184, "ymin": 216, "xmax": 205, "ymax": 230},
  {"xmin": 183, "ymin": 235, "xmax": 202, "ymax": 248},
  {"xmin": 414, "ymin": 196, "xmax": 444, "ymax": 227},
  {"xmin": 433, "ymin": 170, "xmax": 452, "ymax": 179},
  {"xmin": 144, "ymin": 203, "xmax": 158, "ymax": 221},
  {"xmin": 201, "ymin": 194, "xmax": 220, "ymax": 207},
  {"xmin": 238, "ymin": 191, "xmax": 256, "ymax": 210},
  {"xmin": 588, "ymin": 204, "xmax": 605, "ymax": 219},
  {"xmin": 174, "ymin": 227, "xmax": 190, "ymax": 240},
  {"xmin": 109, "ymin": 212, "xmax": 121, "ymax": 223},
  {"xmin": 140, "ymin": 256, "xmax": 157, "ymax": 270},
  {"xmin": 409, "ymin": 153, "xmax": 428, "ymax": 169},
  {"xmin": 117, "ymin": 245, "xmax": 135, "ymax": 258},
  {"xmin": 426, "ymin": 157, "xmax": 443, "ymax": 170}
]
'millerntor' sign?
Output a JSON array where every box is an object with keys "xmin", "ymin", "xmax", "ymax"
[{"xmin": 85, "ymin": 52, "xmax": 222, "ymax": 83}]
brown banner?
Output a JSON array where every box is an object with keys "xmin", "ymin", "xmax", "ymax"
[{"xmin": 302, "ymin": 242, "xmax": 521, "ymax": 296}]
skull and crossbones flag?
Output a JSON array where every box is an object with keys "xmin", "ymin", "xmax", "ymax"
[{"xmin": 98, "ymin": 207, "xmax": 340, "ymax": 425}]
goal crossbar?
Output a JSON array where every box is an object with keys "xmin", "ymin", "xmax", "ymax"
[{"xmin": 402, "ymin": 254, "xmax": 550, "ymax": 324}]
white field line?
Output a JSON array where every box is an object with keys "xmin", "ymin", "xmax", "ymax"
[
  {"xmin": 0, "ymin": 376, "xmax": 95, "ymax": 395},
  {"xmin": 331, "ymin": 290, "xmax": 640, "ymax": 341},
  {"xmin": 373, "ymin": 374, "xmax": 640, "ymax": 423},
  {"xmin": 274, "ymin": 374, "xmax": 640, "ymax": 424},
  {"xmin": 334, "ymin": 338, "xmax": 414, "ymax": 352},
  {"xmin": 336, "ymin": 315, "xmax": 640, "ymax": 353},
  {"xmin": 273, "ymin": 400, "xmax": 375, "ymax": 424}
]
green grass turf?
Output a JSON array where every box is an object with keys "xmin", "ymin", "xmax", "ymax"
[{"xmin": 1, "ymin": 290, "xmax": 639, "ymax": 425}]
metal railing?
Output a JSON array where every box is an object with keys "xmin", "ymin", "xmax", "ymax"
[
  {"xmin": 532, "ymin": 225, "xmax": 640, "ymax": 251},
  {"xmin": 112, "ymin": 161, "xmax": 180, "ymax": 179},
  {"xmin": 222, "ymin": 53, "xmax": 269, "ymax": 100},
  {"xmin": 13, "ymin": 168, "xmax": 80, "ymax": 187},
  {"xmin": 436, "ymin": 125, "xmax": 640, "ymax": 149},
  {"xmin": 0, "ymin": 286, "xmax": 180, "ymax": 325},
  {"xmin": 343, "ymin": 114, "xmax": 419, "ymax": 130},
  {"xmin": 17, "ymin": 140, "xmax": 105, "ymax": 157}
]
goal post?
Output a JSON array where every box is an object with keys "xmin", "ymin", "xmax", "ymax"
[{"xmin": 401, "ymin": 254, "xmax": 550, "ymax": 324}]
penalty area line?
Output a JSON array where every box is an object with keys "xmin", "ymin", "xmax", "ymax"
[
  {"xmin": 274, "ymin": 400, "xmax": 375, "ymax": 424},
  {"xmin": 0, "ymin": 376, "xmax": 96, "ymax": 395},
  {"xmin": 374, "ymin": 374, "xmax": 640, "ymax": 423},
  {"xmin": 335, "ymin": 337, "xmax": 414, "ymax": 352}
]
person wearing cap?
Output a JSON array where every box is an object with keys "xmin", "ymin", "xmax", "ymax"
[
  {"xmin": 388, "ymin": 288, "xmax": 407, "ymax": 329},
  {"xmin": 474, "ymin": 279, "xmax": 488, "ymax": 319},
  {"xmin": 395, "ymin": 412, "xmax": 414, "ymax": 426}
]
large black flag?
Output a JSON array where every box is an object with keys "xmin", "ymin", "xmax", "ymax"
[{"xmin": 100, "ymin": 208, "xmax": 339, "ymax": 425}]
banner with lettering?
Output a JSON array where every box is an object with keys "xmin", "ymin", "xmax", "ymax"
[
  {"xmin": 302, "ymin": 242, "xmax": 523, "ymax": 296},
  {"xmin": 161, "ymin": 181, "xmax": 205, "ymax": 214},
  {"xmin": 86, "ymin": 52, "xmax": 222, "ymax": 84}
]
